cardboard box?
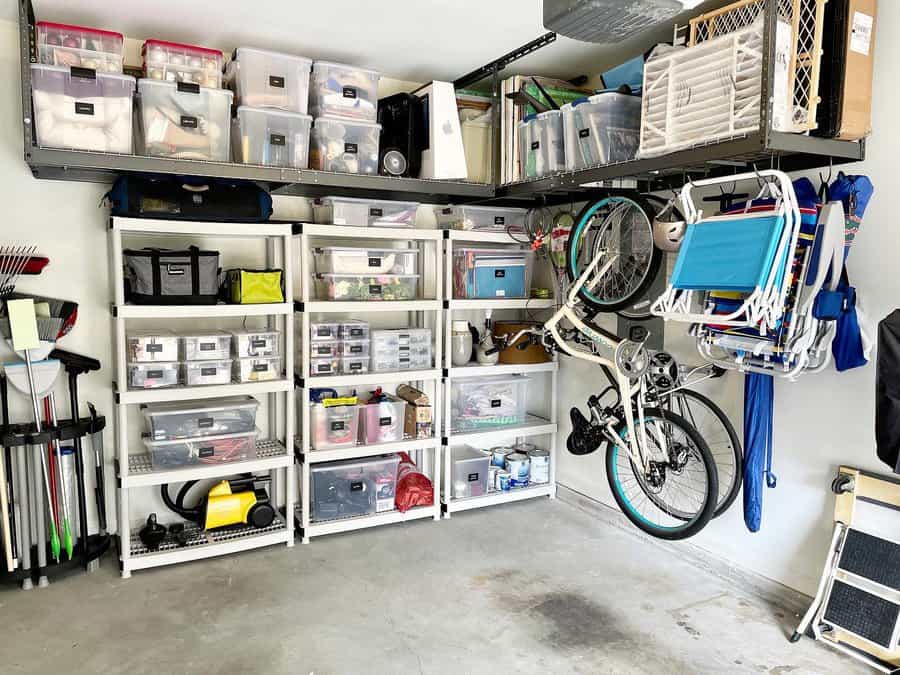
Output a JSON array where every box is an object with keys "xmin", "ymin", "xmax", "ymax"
[{"xmin": 397, "ymin": 385, "xmax": 432, "ymax": 439}]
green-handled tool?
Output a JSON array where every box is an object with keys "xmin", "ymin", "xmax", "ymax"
[{"xmin": 48, "ymin": 392, "xmax": 72, "ymax": 559}]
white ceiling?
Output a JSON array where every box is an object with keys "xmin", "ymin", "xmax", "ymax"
[{"xmin": 20, "ymin": 0, "xmax": 726, "ymax": 85}]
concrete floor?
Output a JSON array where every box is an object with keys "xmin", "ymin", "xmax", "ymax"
[{"xmin": 1, "ymin": 499, "xmax": 867, "ymax": 675}]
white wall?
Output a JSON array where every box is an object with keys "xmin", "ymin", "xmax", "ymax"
[{"xmin": 556, "ymin": 2, "xmax": 898, "ymax": 596}]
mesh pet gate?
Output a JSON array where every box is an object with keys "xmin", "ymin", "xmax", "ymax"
[{"xmin": 689, "ymin": 0, "xmax": 826, "ymax": 133}]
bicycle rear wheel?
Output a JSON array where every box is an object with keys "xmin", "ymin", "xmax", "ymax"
[
  {"xmin": 606, "ymin": 408, "xmax": 718, "ymax": 540},
  {"xmin": 661, "ymin": 389, "xmax": 743, "ymax": 518},
  {"xmin": 566, "ymin": 195, "xmax": 661, "ymax": 313}
]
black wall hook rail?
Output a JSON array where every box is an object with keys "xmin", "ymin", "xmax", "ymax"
[{"xmin": 1, "ymin": 415, "xmax": 106, "ymax": 448}]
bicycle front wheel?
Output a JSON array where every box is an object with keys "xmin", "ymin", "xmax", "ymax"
[
  {"xmin": 566, "ymin": 195, "xmax": 661, "ymax": 313},
  {"xmin": 606, "ymin": 408, "xmax": 718, "ymax": 540}
]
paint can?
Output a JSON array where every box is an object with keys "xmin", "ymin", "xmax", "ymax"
[
  {"xmin": 528, "ymin": 448, "xmax": 550, "ymax": 484},
  {"xmin": 490, "ymin": 446, "xmax": 512, "ymax": 468},
  {"xmin": 496, "ymin": 470, "xmax": 511, "ymax": 491},
  {"xmin": 505, "ymin": 452, "xmax": 530, "ymax": 488},
  {"xmin": 487, "ymin": 465, "xmax": 500, "ymax": 492},
  {"xmin": 514, "ymin": 442, "xmax": 537, "ymax": 455}
]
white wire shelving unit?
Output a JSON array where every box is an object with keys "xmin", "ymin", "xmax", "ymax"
[
  {"xmin": 109, "ymin": 217, "xmax": 295, "ymax": 577},
  {"xmin": 441, "ymin": 230, "xmax": 559, "ymax": 516},
  {"xmin": 294, "ymin": 223, "xmax": 443, "ymax": 542}
]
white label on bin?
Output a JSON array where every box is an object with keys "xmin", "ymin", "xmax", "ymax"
[
  {"xmin": 367, "ymin": 257, "xmax": 382, "ymax": 268},
  {"xmin": 468, "ymin": 472, "xmax": 479, "ymax": 482},
  {"xmin": 494, "ymin": 269, "xmax": 506, "ymax": 278},
  {"xmin": 270, "ymin": 133, "xmax": 286, "ymax": 146},
  {"xmin": 198, "ymin": 417, "xmax": 214, "ymax": 429},
  {"xmin": 75, "ymin": 101, "xmax": 94, "ymax": 116},
  {"xmin": 851, "ymin": 12, "xmax": 873, "ymax": 55},
  {"xmin": 201, "ymin": 367, "xmax": 217, "ymax": 376},
  {"xmin": 342, "ymin": 86, "xmax": 357, "ymax": 99},
  {"xmin": 490, "ymin": 399, "xmax": 501, "ymax": 408},
  {"xmin": 146, "ymin": 344, "xmax": 162, "ymax": 353},
  {"xmin": 578, "ymin": 128, "xmax": 590, "ymax": 138},
  {"xmin": 495, "ymin": 289, "xmax": 506, "ymax": 297},
  {"xmin": 331, "ymin": 421, "xmax": 345, "ymax": 431},
  {"xmin": 252, "ymin": 363, "xmax": 269, "ymax": 372},
  {"xmin": 494, "ymin": 216, "xmax": 505, "ymax": 225},
  {"xmin": 199, "ymin": 446, "xmax": 214, "ymax": 458},
  {"xmin": 379, "ymin": 416, "xmax": 392, "ymax": 426},
  {"xmin": 269, "ymin": 75, "xmax": 285, "ymax": 88},
  {"xmin": 369, "ymin": 284, "xmax": 382, "ymax": 296},
  {"xmin": 344, "ymin": 142, "xmax": 358, "ymax": 154},
  {"xmin": 531, "ymin": 141, "xmax": 540, "ymax": 150},
  {"xmin": 369, "ymin": 208, "xmax": 383, "ymax": 217},
  {"xmin": 180, "ymin": 115, "xmax": 199, "ymax": 129}
]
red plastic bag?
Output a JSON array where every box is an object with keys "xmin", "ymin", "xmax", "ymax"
[{"xmin": 395, "ymin": 452, "xmax": 433, "ymax": 512}]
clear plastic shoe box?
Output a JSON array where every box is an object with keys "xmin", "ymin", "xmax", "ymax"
[
  {"xmin": 144, "ymin": 428, "xmax": 258, "ymax": 469},
  {"xmin": 308, "ymin": 61, "xmax": 380, "ymax": 122},
  {"xmin": 180, "ymin": 331, "xmax": 232, "ymax": 361},
  {"xmin": 128, "ymin": 362, "xmax": 180, "ymax": 389},
  {"xmin": 231, "ymin": 330, "xmax": 280, "ymax": 358},
  {"xmin": 341, "ymin": 357, "xmax": 369, "ymax": 374},
  {"xmin": 31, "ymin": 64, "xmax": 135, "ymax": 154},
  {"xmin": 435, "ymin": 205, "xmax": 529, "ymax": 232},
  {"xmin": 358, "ymin": 396, "xmax": 406, "ymax": 444},
  {"xmin": 310, "ymin": 356, "xmax": 340, "ymax": 376},
  {"xmin": 309, "ymin": 401, "xmax": 359, "ymax": 450},
  {"xmin": 450, "ymin": 446, "xmax": 491, "ymax": 499},
  {"xmin": 314, "ymin": 247, "xmax": 418, "ymax": 275},
  {"xmin": 127, "ymin": 330, "xmax": 179, "ymax": 363},
  {"xmin": 311, "ymin": 342, "xmax": 340, "ymax": 358},
  {"xmin": 225, "ymin": 47, "xmax": 312, "ymax": 113},
  {"xmin": 184, "ymin": 359, "xmax": 233, "ymax": 386},
  {"xmin": 232, "ymin": 106, "xmax": 312, "ymax": 168},
  {"xmin": 142, "ymin": 396, "xmax": 259, "ymax": 441},
  {"xmin": 136, "ymin": 79, "xmax": 232, "ymax": 161},
  {"xmin": 234, "ymin": 356, "xmax": 282, "ymax": 383},
  {"xmin": 142, "ymin": 39, "xmax": 223, "ymax": 88},
  {"xmin": 314, "ymin": 273, "xmax": 419, "ymax": 301},
  {"xmin": 36, "ymin": 22, "xmax": 124, "ymax": 73},
  {"xmin": 340, "ymin": 321, "xmax": 369, "ymax": 340},
  {"xmin": 310, "ymin": 322, "xmax": 341, "ymax": 341},
  {"xmin": 338, "ymin": 340, "xmax": 370, "ymax": 357},
  {"xmin": 312, "ymin": 196, "xmax": 419, "ymax": 228},
  {"xmin": 309, "ymin": 116, "xmax": 380, "ymax": 174}
]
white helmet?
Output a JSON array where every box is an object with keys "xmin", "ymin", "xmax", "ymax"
[{"xmin": 651, "ymin": 199, "xmax": 686, "ymax": 252}]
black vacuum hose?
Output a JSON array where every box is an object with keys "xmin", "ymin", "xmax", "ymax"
[{"xmin": 160, "ymin": 481, "xmax": 203, "ymax": 523}]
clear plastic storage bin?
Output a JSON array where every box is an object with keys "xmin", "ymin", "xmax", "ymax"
[
  {"xmin": 518, "ymin": 110, "xmax": 564, "ymax": 179},
  {"xmin": 341, "ymin": 357, "xmax": 369, "ymax": 374},
  {"xmin": 144, "ymin": 429, "xmax": 258, "ymax": 469},
  {"xmin": 309, "ymin": 61, "xmax": 380, "ymax": 122},
  {"xmin": 36, "ymin": 22, "xmax": 123, "ymax": 73},
  {"xmin": 128, "ymin": 362, "xmax": 180, "ymax": 389},
  {"xmin": 231, "ymin": 330, "xmax": 280, "ymax": 358},
  {"xmin": 310, "ymin": 401, "xmax": 360, "ymax": 450},
  {"xmin": 185, "ymin": 360, "xmax": 233, "ymax": 386},
  {"xmin": 435, "ymin": 205, "xmax": 529, "ymax": 232},
  {"xmin": 232, "ymin": 106, "xmax": 312, "ymax": 168},
  {"xmin": 371, "ymin": 330, "xmax": 401, "ymax": 351},
  {"xmin": 136, "ymin": 79, "xmax": 232, "ymax": 161},
  {"xmin": 31, "ymin": 65, "xmax": 134, "ymax": 154},
  {"xmin": 358, "ymin": 396, "xmax": 406, "ymax": 444},
  {"xmin": 339, "ymin": 321, "xmax": 369, "ymax": 340},
  {"xmin": 234, "ymin": 356, "xmax": 282, "ymax": 383},
  {"xmin": 312, "ymin": 197, "xmax": 419, "ymax": 228},
  {"xmin": 371, "ymin": 355, "xmax": 400, "ymax": 372},
  {"xmin": 338, "ymin": 340, "xmax": 370, "ymax": 357},
  {"xmin": 314, "ymin": 247, "xmax": 418, "ymax": 275},
  {"xmin": 310, "ymin": 322, "xmax": 341, "ymax": 341},
  {"xmin": 181, "ymin": 331, "xmax": 232, "ymax": 361},
  {"xmin": 309, "ymin": 116, "xmax": 380, "ymax": 174},
  {"xmin": 126, "ymin": 330, "xmax": 179, "ymax": 363},
  {"xmin": 142, "ymin": 396, "xmax": 259, "ymax": 441},
  {"xmin": 225, "ymin": 47, "xmax": 312, "ymax": 113},
  {"xmin": 562, "ymin": 93, "xmax": 641, "ymax": 170},
  {"xmin": 310, "ymin": 455, "xmax": 400, "ymax": 522},
  {"xmin": 452, "ymin": 248, "xmax": 535, "ymax": 299},
  {"xmin": 451, "ymin": 375, "xmax": 530, "ymax": 432},
  {"xmin": 450, "ymin": 446, "xmax": 491, "ymax": 499},
  {"xmin": 310, "ymin": 357, "xmax": 340, "ymax": 376},
  {"xmin": 142, "ymin": 39, "xmax": 223, "ymax": 88},
  {"xmin": 315, "ymin": 274, "xmax": 419, "ymax": 301},
  {"xmin": 311, "ymin": 342, "xmax": 340, "ymax": 358}
]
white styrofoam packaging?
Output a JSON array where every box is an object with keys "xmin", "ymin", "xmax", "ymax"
[
  {"xmin": 312, "ymin": 196, "xmax": 420, "ymax": 228},
  {"xmin": 225, "ymin": 47, "xmax": 312, "ymax": 113},
  {"xmin": 308, "ymin": 116, "xmax": 380, "ymax": 174},
  {"xmin": 136, "ymin": 79, "xmax": 232, "ymax": 161},
  {"xmin": 126, "ymin": 330, "xmax": 179, "ymax": 363},
  {"xmin": 233, "ymin": 106, "xmax": 312, "ymax": 169},
  {"xmin": 233, "ymin": 356, "xmax": 282, "ymax": 383},
  {"xmin": 184, "ymin": 360, "xmax": 233, "ymax": 386},
  {"xmin": 314, "ymin": 247, "xmax": 418, "ymax": 275},
  {"xmin": 31, "ymin": 64, "xmax": 135, "ymax": 154},
  {"xmin": 309, "ymin": 60, "xmax": 380, "ymax": 122}
]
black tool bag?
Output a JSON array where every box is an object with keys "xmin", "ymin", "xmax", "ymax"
[
  {"xmin": 876, "ymin": 310, "xmax": 900, "ymax": 473},
  {"xmin": 106, "ymin": 175, "xmax": 273, "ymax": 222},
  {"xmin": 123, "ymin": 247, "xmax": 220, "ymax": 305}
]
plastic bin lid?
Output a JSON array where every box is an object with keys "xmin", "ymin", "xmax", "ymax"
[
  {"xmin": 178, "ymin": 329, "xmax": 232, "ymax": 338},
  {"xmin": 128, "ymin": 329, "xmax": 177, "ymax": 337},
  {"xmin": 232, "ymin": 46, "xmax": 313, "ymax": 64},
  {"xmin": 236, "ymin": 355, "xmax": 280, "ymax": 363},
  {"xmin": 315, "ymin": 246, "xmax": 418, "ymax": 254},
  {"xmin": 142, "ymin": 39, "xmax": 223, "ymax": 57},
  {"xmin": 316, "ymin": 273, "xmax": 419, "ymax": 279},
  {"xmin": 230, "ymin": 329, "xmax": 280, "ymax": 337},
  {"xmin": 142, "ymin": 427, "xmax": 259, "ymax": 448},
  {"xmin": 309, "ymin": 454, "xmax": 400, "ymax": 473},
  {"xmin": 36, "ymin": 21, "xmax": 123, "ymax": 39},
  {"xmin": 30, "ymin": 63, "xmax": 135, "ymax": 85},
  {"xmin": 523, "ymin": 109, "xmax": 562, "ymax": 122},
  {"xmin": 315, "ymin": 196, "xmax": 419, "ymax": 207},
  {"xmin": 141, "ymin": 395, "xmax": 259, "ymax": 414},
  {"xmin": 313, "ymin": 115, "xmax": 381, "ymax": 130},
  {"xmin": 311, "ymin": 60, "xmax": 380, "ymax": 78},
  {"xmin": 455, "ymin": 373, "xmax": 532, "ymax": 384},
  {"xmin": 454, "ymin": 205, "xmax": 529, "ymax": 215},
  {"xmin": 137, "ymin": 78, "xmax": 233, "ymax": 98},
  {"xmin": 236, "ymin": 105, "xmax": 312, "ymax": 121}
]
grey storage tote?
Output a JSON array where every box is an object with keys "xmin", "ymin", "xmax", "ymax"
[{"xmin": 123, "ymin": 246, "xmax": 220, "ymax": 305}]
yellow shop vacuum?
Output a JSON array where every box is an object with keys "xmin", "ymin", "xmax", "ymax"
[{"xmin": 161, "ymin": 475, "xmax": 276, "ymax": 530}]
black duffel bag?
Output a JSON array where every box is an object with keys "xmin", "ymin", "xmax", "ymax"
[{"xmin": 123, "ymin": 247, "xmax": 220, "ymax": 305}]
